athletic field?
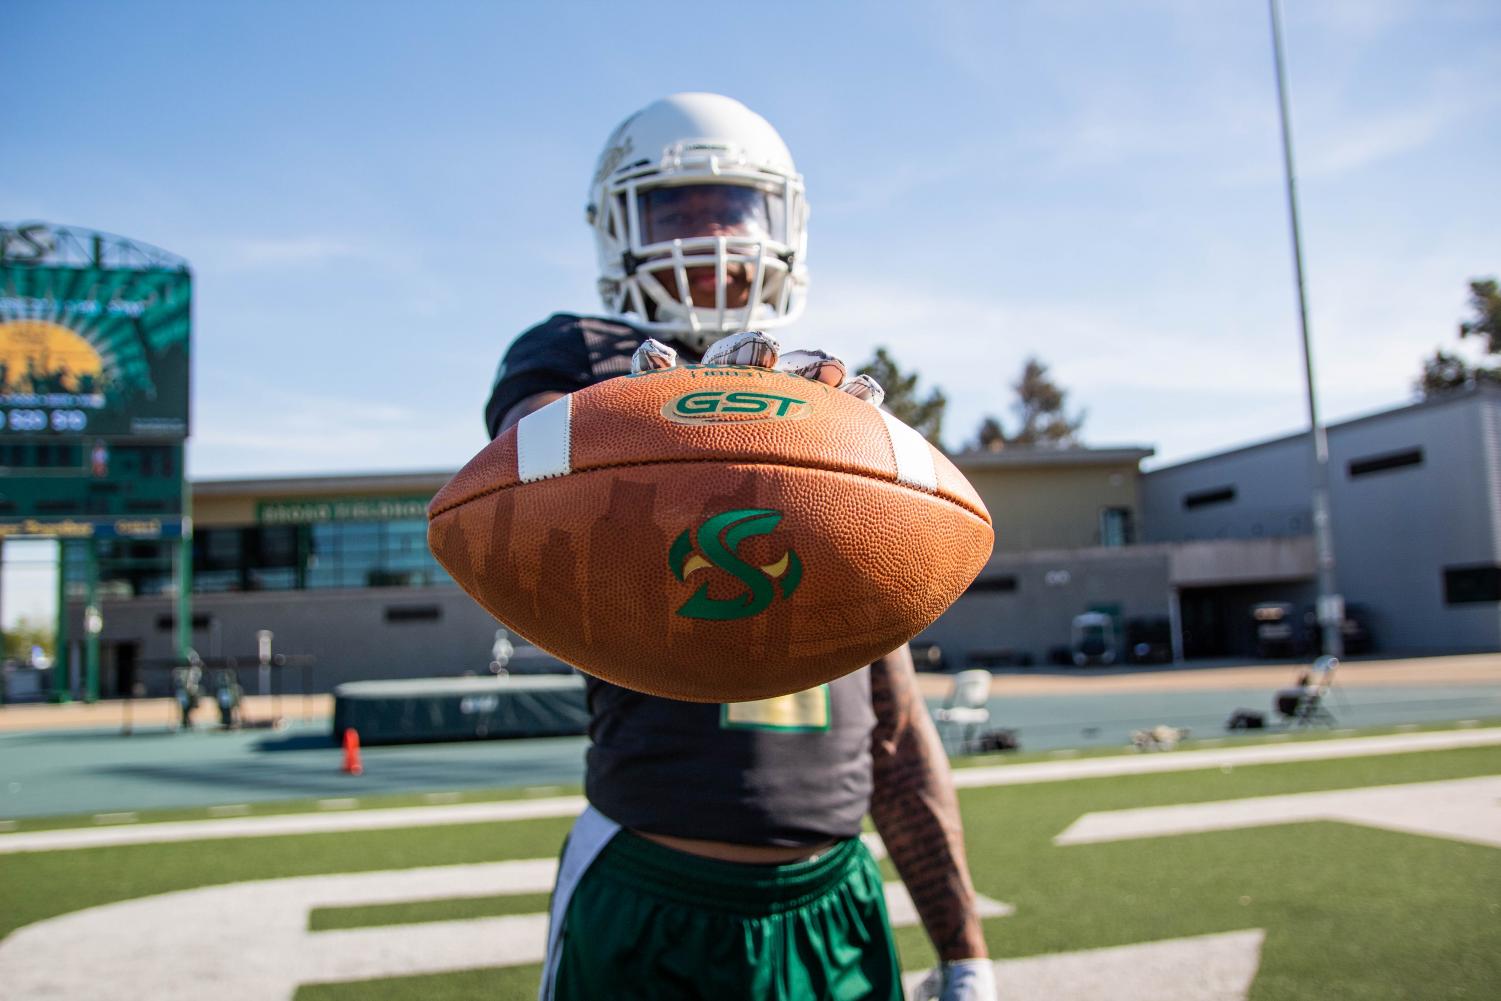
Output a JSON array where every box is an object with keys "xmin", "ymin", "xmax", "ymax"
[{"xmin": 1, "ymin": 720, "xmax": 1497, "ymax": 1000}]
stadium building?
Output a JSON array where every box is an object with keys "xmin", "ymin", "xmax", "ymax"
[{"xmin": 36, "ymin": 383, "xmax": 1499, "ymax": 697}]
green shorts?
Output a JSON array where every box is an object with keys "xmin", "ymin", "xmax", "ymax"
[{"xmin": 550, "ymin": 830, "xmax": 903, "ymax": 1001}]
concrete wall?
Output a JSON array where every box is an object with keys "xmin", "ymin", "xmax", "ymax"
[
  {"xmin": 70, "ymin": 585, "xmax": 511, "ymax": 695},
  {"xmin": 915, "ymin": 545, "xmax": 1172, "ymax": 668},
  {"xmin": 1325, "ymin": 392, "xmax": 1501, "ymax": 651},
  {"xmin": 1143, "ymin": 389, "xmax": 1501, "ymax": 654},
  {"xmin": 965, "ymin": 461, "xmax": 1143, "ymax": 553},
  {"xmin": 1141, "ymin": 440, "xmax": 1311, "ymax": 543}
]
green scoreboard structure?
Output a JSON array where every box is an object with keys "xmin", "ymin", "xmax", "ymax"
[{"xmin": 1, "ymin": 222, "xmax": 193, "ymax": 701}]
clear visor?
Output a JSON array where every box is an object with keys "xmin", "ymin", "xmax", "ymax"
[{"xmin": 638, "ymin": 183, "xmax": 786, "ymax": 246}]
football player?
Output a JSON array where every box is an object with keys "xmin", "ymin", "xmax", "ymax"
[{"xmin": 486, "ymin": 92, "xmax": 994, "ymax": 1001}]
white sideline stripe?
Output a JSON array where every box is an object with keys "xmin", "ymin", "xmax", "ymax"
[
  {"xmin": 1055, "ymin": 775, "xmax": 1501, "ymax": 848},
  {"xmin": 516, "ymin": 394, "xmax": 571, "ymax": 482},
  {"xmin": 3, "ymin": 729, "xmax": 1497, "ymax": 855},
  {"xmin": 0, "ymin": 796, "xmax": 587, "ymax": 855},
  {"xmin": 879, "ymin": 409, "xmax": 937, "ymax": 491},
  {"xmin": 950, "ymin": 727, "xmax": 1501, "ymax": 789}
]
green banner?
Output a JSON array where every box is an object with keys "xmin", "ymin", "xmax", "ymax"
[
  {"xmin": 258, "ymin": 497, "xmax": 432, "ymax": 525},
  {"xmin": 0, "ymin": 516, "xmax": 185, "ymax": 539}
]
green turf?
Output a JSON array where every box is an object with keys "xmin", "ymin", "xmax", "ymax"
[
  {"xmin": 298, "ymin": 965, "xmax": 534, "ymax": 1001},
  {"xmin": 308, "ymin": 892, "xmax": 554, "ymax": 931},
  {"xmin": 7, "ymin": 719, "xmax": 1490, "ymax": 833},
  {"xmin": 4, "ymin": 739, "xmax": 1498, "ymax": 1001},
  {"xmin": 0, "ymin": 815, "xmax": 575, "ymax": 941}
]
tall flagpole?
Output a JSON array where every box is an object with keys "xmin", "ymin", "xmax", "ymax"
[{"xmin": 1268, "ymin": 0, "xmax": 1343, "ymax": 659}]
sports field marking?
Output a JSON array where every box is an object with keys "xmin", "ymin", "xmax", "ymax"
[
  {"xmin": 0, "ymin": 795, "xmax": 585, "ymax": 855},
  {"xmin": 950, "ymin": 726, "xmax": 1501, "ymax": 788},
  {"xmin": 91, "ymin": 812, "xmax": 137, "ymax": 825},
  {"xmin": 4, "ymin": 728, "xmax": 1497, "ymax": 855},
  {"xmin": 899, "ymin": 929, "xmax": 1265, "ymax": 1001},
  {"xmin": 1056, "ymin": 775, "xmax": 1501, "ymax": 848},
  {"xmin": 0, "ymin": 859, "xmax": 1013, "ymax": 1000},
  {"xmin": 316, "ymin": 799, "xmax": 358, "ymax": 811},
  {"xmin": 208, "ymin": 804, "xmax": 251, "ymax": 817}
]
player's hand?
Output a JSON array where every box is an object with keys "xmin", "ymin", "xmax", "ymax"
[
  {"xmin": 630, "ymin": 331, "xmax": 885, "ymax": 406},
  {"xmin": 911, "ymin": 959, "xmax": 997, "ymax": 1001}
]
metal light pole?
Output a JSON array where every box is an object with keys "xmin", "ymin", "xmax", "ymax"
[{"xmin": 1268, "ymin": 0, "xmax": 1343, "ymax": 659}]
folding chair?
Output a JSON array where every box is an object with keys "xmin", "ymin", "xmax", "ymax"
[
  {"xmin": 1274, "ymin": 656, "xmax": 1338, "ymax": 728},
  {"xmin": 934, "ymin": 669, "xmax": 993, "ymax": 754}
]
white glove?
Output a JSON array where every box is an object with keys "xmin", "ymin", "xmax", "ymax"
[
  {"xmin": 630, "ymin": 338, "xmax": 679, "ymax": 373},
  {"xmin": 910, "ymin": 959, "xmax": 998, "ymax": 1001},
  {"xmin": 632, "ymin": 330, "xmax": 884, "ymax": 406}
]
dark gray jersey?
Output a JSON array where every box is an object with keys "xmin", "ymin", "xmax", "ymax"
[
  {"xmin": 484, "ymin": 313, "xmax": 647, "ymax": 438},
  {"xmin": 488, "ymin": 313, "xmax": 876, "ymax": 845}
]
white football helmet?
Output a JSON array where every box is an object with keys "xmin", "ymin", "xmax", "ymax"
[{"xmin": 587, "ymin": 93, "xmax": 810, "ymax": 352}]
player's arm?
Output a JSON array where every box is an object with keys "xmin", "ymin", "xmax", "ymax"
[
  {"xmin": 497, "ymin": 391, "xmax": 566, "ymax": 436},
  {"xmin": 868, "ymin": 644, "xmax": 988, "ymax": 963}
]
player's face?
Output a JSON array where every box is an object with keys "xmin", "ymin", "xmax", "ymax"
[{"xmin": 640, "ymin": 185, "xmax": 779, "ymax": 309}]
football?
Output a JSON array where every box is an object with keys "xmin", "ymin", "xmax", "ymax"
[{"xmin": 428, "ymin": 364, "xmax": 994, "ymax": 702}]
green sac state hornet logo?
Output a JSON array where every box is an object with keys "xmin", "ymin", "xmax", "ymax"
[{"xmin": 669, "ymin": 509, "xmax": 803, "ymax": 621}]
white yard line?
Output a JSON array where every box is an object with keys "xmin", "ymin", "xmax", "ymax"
[
  {"xmin": 4, "ymin": 728, "xmax": 1498, "ymax": 855},
  {"xmin": 1054, "ymin": 775, "xmax": 1501, "ymax": 849},
  {"xmin": 951, "ymin": 727, "xmax": 1501, "ymax": 788},
  {"xmin": 0, "ymin": 860, "xmax": 1011, "ymax": 1001},
  {"xmin": 900, "ymin": 930, "xmax": 1266, "ymax": 1001}
]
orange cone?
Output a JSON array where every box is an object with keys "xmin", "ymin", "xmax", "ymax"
[{"xmin": 342, "ymin": 728, "xmax": 364, "ymax": 776}]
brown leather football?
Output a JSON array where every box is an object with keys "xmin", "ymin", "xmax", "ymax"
[{"xmin": 428, "ymin": 364, "xmax": 993, "ymax": 702}]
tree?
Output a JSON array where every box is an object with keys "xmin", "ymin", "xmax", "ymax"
[
  {"xmin": 1416, "ymin": 350, "xmax": 1480, "ymax": 397},
  {"xmin": 1415, "ymin": 277, "xmax": 1501, "ymax": 398},
  {"xmin": 1459, "ymin": 277, "xmax": 1501, "ymax": 353},
  {"xmin": 2, "ymin": 616, "xmax": 53, "ymax": 662},
  {"xmin": 973, "ymin": 416, "xmax": 1006, "ymax": 453},
  {"xmin": 971, "ymin": 356, "xmax": 1085, "ymax": 449},
  {"xmin": 856, "ymin": 346, "xmax": 947, "ymax": 446}
]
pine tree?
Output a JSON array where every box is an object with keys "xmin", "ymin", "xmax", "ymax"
[
  {"xmin": 1415, "ymin": 278, "xmax": 1501, "ymax": 398},
  {"xmin": 972, "ymin": 415, "xmax": 1006, "ymax": 452},
  {"xmin": 856, "ymin": 346, "xmax": 947, "ymax": 446},
  {"xmin": 1005, "ymin": 357, "xmax": 1085, "ymax": 447}
]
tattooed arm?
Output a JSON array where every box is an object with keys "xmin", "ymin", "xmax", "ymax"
[{"xmin": 869, "ymin": 644, "xmax": 988, "ymax": 962}]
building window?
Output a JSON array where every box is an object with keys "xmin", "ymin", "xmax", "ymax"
[
  {"xmin": 1443, "ymin": 564, "xmax": 1501, "ymax": 604},
  {"xmin": 1348, "ymin": 447, "xmax": 1423, "ymax": 478},
  {"xmin": 1183, "ymin": 485, "xmax": 1236, "ymax": 509},
  {"xmin": 966, "ymin": 576, "xmax": 1018, "ymax": 594},
  {"xmin": 62, "ymin": 517, "xmax": 453, "ymax": 598},
  {"xmin": 1100, "ymin": 507, "xmax": 1134, "ymax": 547}
]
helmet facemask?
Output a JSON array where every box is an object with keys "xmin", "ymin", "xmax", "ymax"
[{"xmin": 590, "ymin": 136, "xmax": 808, "ymax": 353}]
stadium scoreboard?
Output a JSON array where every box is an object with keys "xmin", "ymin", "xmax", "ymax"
[{"xmin": 0, "ymin": 222, "xmax": 190, "ymax": 539}]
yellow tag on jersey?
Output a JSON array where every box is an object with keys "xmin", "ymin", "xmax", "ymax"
[{"xmin": 721, "ymin": 685, "xmax": 831, "ymax": 732}]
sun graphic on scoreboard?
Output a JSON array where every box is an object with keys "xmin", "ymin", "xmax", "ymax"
[{"xmin": 0, "ymin": 319, "xmax": 107, "ymax": 397}]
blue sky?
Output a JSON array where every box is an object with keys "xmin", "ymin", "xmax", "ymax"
[{"xmin": 5, "ymin": 0, "xmax": 1498, "ymax": 482}]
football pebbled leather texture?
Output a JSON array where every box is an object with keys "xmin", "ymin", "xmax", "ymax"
[{"xmin": 429, "ymin": 364, "xmax": 994, "ymax": 702}]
